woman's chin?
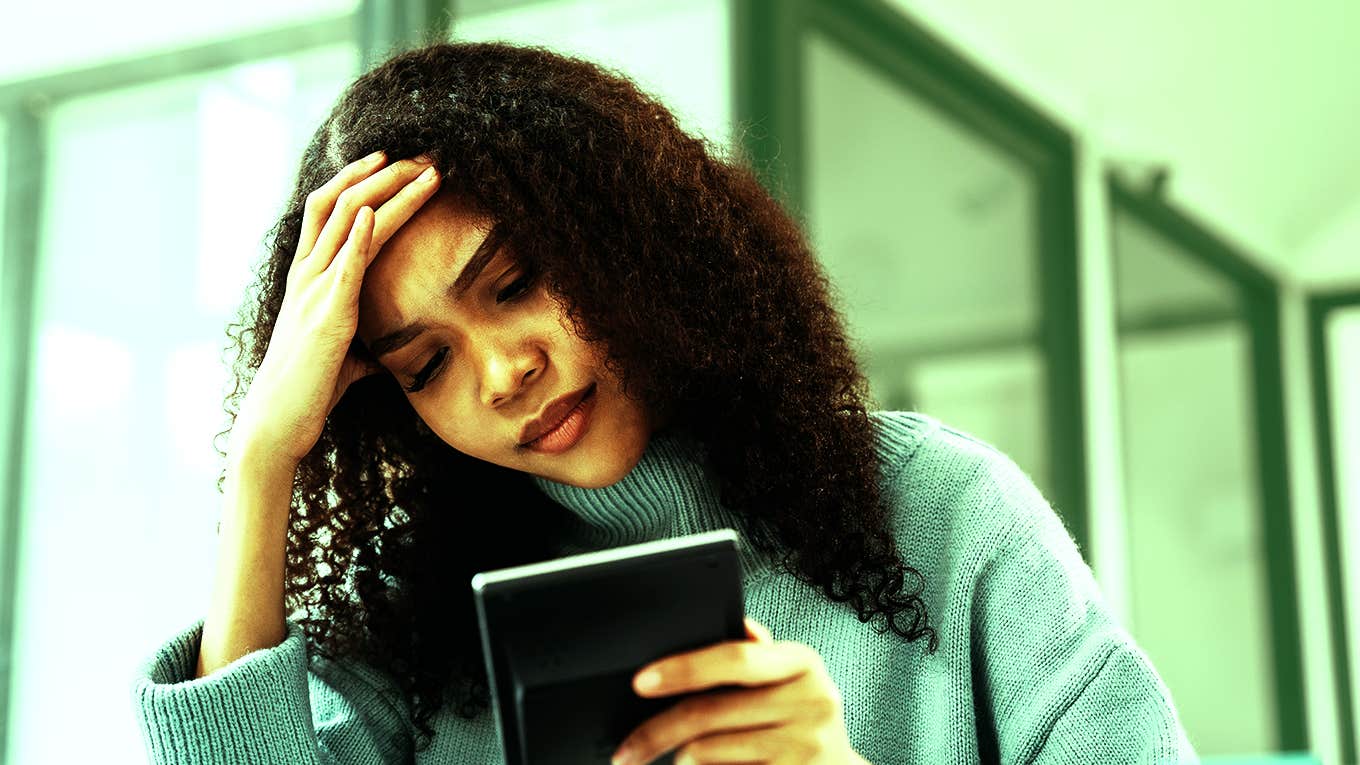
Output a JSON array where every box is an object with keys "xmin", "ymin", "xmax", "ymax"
[
  {"xmin": 545, "ymin": 426, "xmax": 649, "ymax": 488},
  {"xmin": 555, "ymin": 445, "xmax": 646, "ymax": 488}
]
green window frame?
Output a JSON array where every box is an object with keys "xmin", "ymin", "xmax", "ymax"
[
  {"xmin": 0, "ymin": 104, "xmax": 40, "ymax": 765},
  {"xmin": 1309, "ymin": 286, "xmax": 1360, "ymax": 764},
  {"xmin": 1109, "ymin": 176, "xmax": 1307, "ymax": 752},
  {"xmin": 732, "ymin": 0, "xmax": 1088, "ymax": 551}
]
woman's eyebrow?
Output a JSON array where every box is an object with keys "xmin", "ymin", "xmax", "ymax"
[{"xmin": 368, "ymin": 225, "xmax": 507, "ymax": 360}]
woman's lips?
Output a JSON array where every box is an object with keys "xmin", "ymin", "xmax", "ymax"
[{"xmin": 524, "ymin": 384, "xmax": 597, "ymax": 454}]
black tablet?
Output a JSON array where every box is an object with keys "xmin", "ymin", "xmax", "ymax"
[{"xmin": 470, "ymin": 528, "xmax": 748, "ymax": 765}]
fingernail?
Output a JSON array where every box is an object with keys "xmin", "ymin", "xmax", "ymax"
[
  {"xmin": 417, "ymin": 165, "xmax": 438, "ymax": 183},
  {"xmin": 635, "ymin": 669, "xmax": 660, "ymax": 692},
  {"xmin": 364, "ymin": 150, "xmax": 385, "ymax": 164},
  {"xmin": 612, "ymin": 748, "xmax": 633, "ymax": 765},
  {"xmin": 414, "ymin": 153, "xmax": 433, "ymax": 164}
]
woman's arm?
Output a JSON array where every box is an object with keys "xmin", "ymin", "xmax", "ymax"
[
  {"xmin": 962, "ymin": 466, "xmax": 1198, "ymax": 763},
  {"xmin": 196, "ymin": 442, "xmax": 294, "ymax": 678},
  {"xmin": 130, "ymin": 444, "xmax": 413, "ymax": 764},
  {"xmin": 133, "ymin": 152, "xmax": 440, "ymax": 763},
  {"xmin": 876, "ymin": 414, "xmax": 1197, "ymax": 763},
  {"xmin": 132, "ymin": 617, "xmax": 413, "ymax": 764}
]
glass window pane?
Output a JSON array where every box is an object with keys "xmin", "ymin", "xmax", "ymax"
[
  {"xmin": 905, "ymin": 347, "xmax": 1046, "ymax": 479},
  {"xmin": 3, "ymin": 0, "xmax": 357, "ymax": 81},
  {"xmin": 6, "ymin": 44, "xmax": 357, "ymax": 765},
  {"xmin": 1113, "ymin": 211, "xmax": 1240, "ymax": 325},
  {"xmin": 803, "ymin": 30, "xmax": 1049, "ymax": 494},
  {"xmin": 1330, "ymin": 306, "xmax": 1360, "ymax": 735},
  {"xmin": 1113, "ymin": 209, "xmax": 1275, "ymax": 755},
  {"xmin": 451, "ymin": 0, "xmax": 733, "ymax": 149}
]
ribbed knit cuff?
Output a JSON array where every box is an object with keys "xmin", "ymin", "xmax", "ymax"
[{"xmin": 130, "ymin": 619, "xmax": 321, "ymax": 765}]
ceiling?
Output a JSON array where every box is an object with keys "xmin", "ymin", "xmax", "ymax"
[{"xmin": 888, "ymin": 0, "xmax": 1360, "ymax": 285}]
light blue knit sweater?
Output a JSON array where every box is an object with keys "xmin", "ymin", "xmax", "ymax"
[{"xmin": 131, "ymin": 411, "xmax": 1198, "ymax": 763}]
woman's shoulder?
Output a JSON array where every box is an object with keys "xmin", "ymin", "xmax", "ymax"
[
  {"xmin": 867, "ymin": 410, "xmax": 1068, "ymax": 555},
  {"xmin": 865, "ymin": 410, "xmax": 942, "ymax": 483},
  {"xmin": 868, "ymin": 410, "xmax": 1026, "ymax": 489}
]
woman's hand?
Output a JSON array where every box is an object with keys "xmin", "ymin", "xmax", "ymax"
[
  {"xmin": 231, "ymin": 151, "xmax": 442, "ymax": 464},
  {"xmin": 612, "ymin": 617, "xmax": 870, "ymax": 765}
]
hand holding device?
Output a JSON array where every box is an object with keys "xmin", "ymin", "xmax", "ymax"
[
  {"xmin": 613, "ymin": 615, "xmax": 867, "ymax": 765},
  {"xmin": 472, "ymin": 530, "xmax": 750, "ymax": 765}
]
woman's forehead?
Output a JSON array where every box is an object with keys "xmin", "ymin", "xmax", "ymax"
[
  {"xmin": 357, "ymin": 194, "xmax": 494, "ymax": 338},
  {"xmin": 379, "ymin": 191, "xmax": 490, "ymax": 266}
]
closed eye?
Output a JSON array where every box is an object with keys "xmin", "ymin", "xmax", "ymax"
[
  {"xmin": 404, "ymin": 266, "xmax": 538, "ymax": 394},
  {"xmin": 404, "ymin": 347, "xmax": 448, "ymax": 393},
  {"xmin": 497, "ymin": 268, "xmax": 537, "ymax": 303}
]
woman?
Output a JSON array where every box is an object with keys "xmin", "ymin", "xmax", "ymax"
[{"xmin": 132, "ymin": 42, "xmax": 1196, "ymax": 764}]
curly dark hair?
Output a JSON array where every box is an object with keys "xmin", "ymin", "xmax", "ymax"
[{"xmin": 216, "ymin": 41, "xmax": 938, "ymax": 752}]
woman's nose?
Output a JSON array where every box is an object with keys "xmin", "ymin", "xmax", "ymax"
[{"xmin": 479, "ymin": 345, "xmax": 539, "ymax": 408}]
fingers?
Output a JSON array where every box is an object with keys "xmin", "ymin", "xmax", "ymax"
[
  {"xmin": 327, "ymin": 205, "xmax": 374, "ymax": 298},
  {"xmin": 369, "ymin": 163, "xmax": 442, "ymax": 257},
  {"xmin": 634, "ymin": 640, "xmax": 813, "ymax": 699},
  {"xmin": 744, "ymin": 617, "xmax": 773, "ymax": 643},
  {"xmin": 297, "ymin": 150, "xmax": 386, "ymax": 258},
  {"xmin": 307, "ymin": 156, "xmax": 436, "ymax": 273},
  {"xmin": 615, "ymin": 682, "xmax": 812, "ymax": 765},
  {"xmin": 671, "ymin": 727, "xmax": 783, "ymax": 765}
]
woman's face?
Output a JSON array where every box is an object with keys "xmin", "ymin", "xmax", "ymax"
[{"xmin": 356, "ymin": 191, "xmax": 656, "ymax": 488}]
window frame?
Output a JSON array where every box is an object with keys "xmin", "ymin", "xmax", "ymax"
[
  {"xmin": 1309, "ymin": 285, "xmax": 1360, "ymax": 763},
  {"xmin": 733, "ymin": 0, "xmax": 1088, "ymax": 551},
  {"xmin": 1109, "ymin": 175, "xmax": 1308, "ymax": 752}
]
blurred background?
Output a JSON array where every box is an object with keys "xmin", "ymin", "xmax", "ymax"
[{"xmin": 0, "ymin": 0, "xmax": 1356, "ymax": 763}]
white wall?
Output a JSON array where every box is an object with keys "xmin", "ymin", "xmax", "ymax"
[
  {"xmin": 1299, "ymin": 199, "xmax": 1360, "ymax": 288},
  {"xmin": 885, "ymin": 0, "xmax": 1360, "ymax": 287}
]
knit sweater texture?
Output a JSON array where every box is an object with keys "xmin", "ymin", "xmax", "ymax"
[{"xmin": 131, "ymin": 411, "xmax": 1198, "ymax": 763}]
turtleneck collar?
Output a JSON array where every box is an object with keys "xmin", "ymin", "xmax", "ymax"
[{"xmin": 528, "ymin": 428, "xmax": 778, "ymax": 581}]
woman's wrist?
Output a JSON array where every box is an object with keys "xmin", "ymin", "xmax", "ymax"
[{"xmin": 227, "ymin": 430, "xmax": 301, "ymax": 478}]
